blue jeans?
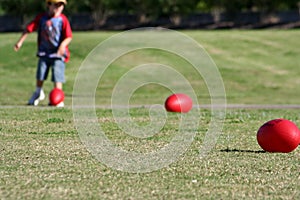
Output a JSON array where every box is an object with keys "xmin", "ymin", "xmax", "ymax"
[{"xmin": 36, "ymin": 57, "xmax": 65, "ymax": 83}]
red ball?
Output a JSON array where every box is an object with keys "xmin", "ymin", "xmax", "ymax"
[
  {"xmin": 165, "ymin": 93, "xmax": 193, "ymax": 113},
  {"xmin": 257, "ymin": 119, "xmax": 300, "ymax": 153},
  {"xmin": 49, "ymin": 88, "xmax": 64, "ymax": 106}
]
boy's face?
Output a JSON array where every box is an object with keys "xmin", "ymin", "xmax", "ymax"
[{"xmin": 47, "ymin": 2, "xmax": 64, "ymax": 16}]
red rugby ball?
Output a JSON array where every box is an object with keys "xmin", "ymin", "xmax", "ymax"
[
  {"xmin": 165, "ymin": 93, "xmax": 193, "ymax": 113},
  {"xmin": 257, "ymin": 119, "xmax": 300, "ymax": 153},
  {"xmin": 49, "ymin": 88, "xmax": 64, "ymax": 106}
]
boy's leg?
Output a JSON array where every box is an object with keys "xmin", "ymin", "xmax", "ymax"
[
  {"xmin": 35, "ymin": 79, "xmax": 44, "ymax": 94},
  {"xmin": 54, "ymin": 82, "xmax": 63, "ymax": 90},
  {"xmin": 52, "ymin": 59, "xmax": 65, "ymax": 86},
  {"xmin": 28, "ymin": 80, "xmax": 45, "ymax": 105},
  {"xmin": 51, "ymin": 59, "xmax": 65, "ymax": 107},
  {"xmin": 37, "ymin": 80, "xmax": 44, "ymax": 88},
  {"xmin": 28, "ymin": 58, "xmax": 49, "ymax": 105}
]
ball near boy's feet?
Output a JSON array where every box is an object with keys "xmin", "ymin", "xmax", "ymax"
[{"xmin": 49, "ymin": 88, "xmax": 64, "ymax": 106}]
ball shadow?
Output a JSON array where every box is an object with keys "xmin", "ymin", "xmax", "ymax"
[{"xmin": 220, "ymin": 148, "xmax": 266, "ymax": 153}]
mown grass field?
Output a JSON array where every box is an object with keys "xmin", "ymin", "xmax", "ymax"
[{"xmin": 0, "ymin": 30, "xmax": 300, "ymax": 199}]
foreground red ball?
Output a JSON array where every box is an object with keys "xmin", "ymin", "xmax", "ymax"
[
  {"xmin": 165, "ymin": 93, "xmax": 193, "ymax": 113},
  {"xmin": 49, "ymin": 88, "xmax": 64, "ymax": 106},
  {"xmin": 257, "ymin": 119, "xmax": 300, "ymax": 153}
]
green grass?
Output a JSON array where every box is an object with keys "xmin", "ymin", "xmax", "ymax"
[
  {"xmin": 1, "ymin": 30, "xmax": 300, "ymax": 105},
  {"xmin": 0, "ymin": 30, "xmax": 299, "ymax": 199},
  {"xmin": 1, "ymin": 108, "xmax": 299, "ymax": 199}
]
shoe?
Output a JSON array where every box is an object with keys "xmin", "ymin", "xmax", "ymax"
[
  {"xmin": 56, "ymin": 102, "xmax": 64, "ymax": 108},
  {"xmin": 48, "ymin": 101, "xmax": 64, "ymax": 108},
  {"xmin": 28, "ymin": 90, "xmax": 45, "ymax": 106}
]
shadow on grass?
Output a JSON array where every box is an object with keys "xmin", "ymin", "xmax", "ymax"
[{"xmin": 220, "ymin": 148, "xmax": 266, "ymax": 153}]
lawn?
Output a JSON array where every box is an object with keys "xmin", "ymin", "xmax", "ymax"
[{"xmin": 0, "ymin": 30, "xmax": 299, "ymax": 199}]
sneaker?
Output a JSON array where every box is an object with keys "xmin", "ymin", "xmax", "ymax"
[
  {"xmin": 56, "ymin": 101, "xmax": 64, "ymax": 108},
  {"xmin": 48, "ymin": 101, "xmax": 64, "ymax": 108},
  {"xmin": 28, "ymin": 90, "xmax": 45, "ymax": 106}
]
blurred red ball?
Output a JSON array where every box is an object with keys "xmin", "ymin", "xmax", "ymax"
[
  {"xmin": 165, "ymin": 93, "xmax": 193, "ymax": 113},
  {"xmin": 257, "ymin": 119, "xmax": 300, "ymax": 153},
  {"xmin": 49, "ymin": 88, "xmax": 64, "ymax": 106}
]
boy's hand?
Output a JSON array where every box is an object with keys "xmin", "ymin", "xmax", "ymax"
[
  {"xmin": 14, "ymin": 31, "xmax": 29, "ymax": 52},
  {"xmin": 14, "ymin": 42, "xmax": 22, "ymax": 51},
  {"xmin": 57, "ymin": 46, "xmax": 66, "ymax": 57},
  {"xmin": 57, "ymin": 37, "xmax": 72, "ymax": 56}
]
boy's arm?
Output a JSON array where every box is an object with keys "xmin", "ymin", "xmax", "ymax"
[
  {"xmin": 57, "ymin": 37, "xmax": 72, "ymax": 56},
  {"xmin": 14, "ymin": 30, "xmax": 29, "ymax": 51},
  {"xmin": 58, "ymin": 15, "xmax": 72, "ymax": 57},
  {"xmin": 14, "ymin": 13, "xmax": 43, "ymax": 52}
]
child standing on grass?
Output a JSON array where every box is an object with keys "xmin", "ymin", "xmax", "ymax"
[{"xmin": 14, "ymin": 0, "xmax": 72, "ymax": 107}]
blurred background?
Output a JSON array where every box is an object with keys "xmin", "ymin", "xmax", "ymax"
[{"xmin": 0, "ymin": 0, "xmax": 299, "ymax": 31}]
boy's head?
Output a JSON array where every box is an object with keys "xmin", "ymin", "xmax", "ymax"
[
  {"xmin": 46, "ymin": 0, "xmax": 67, "ymax": 6},
  {"xmin": 46, "ymin": 0, "xmax": 67, "ymax": 16}
]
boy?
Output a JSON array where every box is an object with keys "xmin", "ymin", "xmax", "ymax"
[{"xmin": 14, "ymin": 0, "xmax": 72, "ymax": 107}]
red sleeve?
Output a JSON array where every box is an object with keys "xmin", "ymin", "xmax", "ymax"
[
  {"xmin": 26, "ymin": 13, "xmax": 44, "ymax": 33},
  {"xmin": 61, "ymin": 14, "xmax": 72, "ymax": 39}
]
